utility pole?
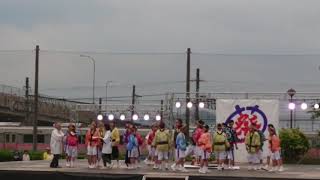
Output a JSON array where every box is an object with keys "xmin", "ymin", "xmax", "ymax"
[
  {"xmin": 99, "ymin": 98, "xmax": 102, "ymax": 114},
  {"xmin": 195, "ymin": 68, "xmax": 200, "ymax": 121},
  {"xmin": 33, "ymin": 45, "xmax": 39, "ymax": 151},
  {"xmin": 160, "ymin": 99, "xmax": 164, "ymax": 121},
  {"xmin": 131, "ymin": 85, "xmax": 136, "ymax": 121},
  {"xmin": 185, "ymin": 48, "xmax": 191, "ymax": 138},
  {"xmin": 24, "ymin": 77, "xmax": 30, "ymax": 125}
]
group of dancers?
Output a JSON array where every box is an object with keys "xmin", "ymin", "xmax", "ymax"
[{"xmin": 50, "ymin": 118, "xmax": 284, "ymax": 173}]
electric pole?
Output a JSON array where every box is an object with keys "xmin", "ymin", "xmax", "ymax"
[
  {"xmin": 195, "ymin": 68, "xmax": 200, "ymax": 121},
  {"xmin": 99, "ymin": 98, "xmax": 102, "ymax": 114},
  {"xmin": 33, "ymin": 45, "xmax": 39, "ymax": 151},
  {"xmin": 25, "ymin": 77, "xmax": 30, "ymax": 125},
  {"xmin": 160, "ymin": 99, "xmax": 164, "ymax": 122},
  {"xmin": 185, "ymin": 48, "xmax": 191, "ymax": 138},
  {"xmin": 131, "ymin": 85, "xmax": 136, "ymax": 121}
]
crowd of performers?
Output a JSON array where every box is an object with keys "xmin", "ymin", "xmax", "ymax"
[{"xmin": 49, "ymin": 119, "xmax": 283, "ymax": 173}]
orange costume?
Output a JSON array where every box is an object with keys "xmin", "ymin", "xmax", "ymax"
[
  {"xmin": 269, "ymin": 135, "xmax": 281, "ymax": 153},
  {"xmin": 198, "ymin": 132, "xmax": 212, "ymax": 153},
  {"xmin": 85, "ymin": 129, "xmax": 100, "ymax": 147}
]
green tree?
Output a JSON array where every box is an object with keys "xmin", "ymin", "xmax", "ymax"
[{"xmin": 279, "ymin": 128, "xmax": 310, "ymax": 161}]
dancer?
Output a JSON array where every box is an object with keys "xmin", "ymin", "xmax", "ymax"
[
  {"xmin": 225, "ymin": 120, "xmax": 238, "ymax": 169},
  {"xmin": 145, "ymin": 124, "xmax": 157, "ymax": 165},
  {"xmin": 50, "ymin": 122, "xmax": 64, "ymax": 168},
  {"xmin": 213, "ymin": 123, "xmax": 229, "ymax": 171},
  {"xmin": 101, "ymin": 123, "xmax": 113, "ymax": 169},
  {"xmin": 172, "ymin": 125, "xmax": 188, "ymax": 172},
  {"xmin": 97, "ymin": 121, "xmax": 106, "ymax": 168},
  {"xmin": 265, "ymin": 124, "xmax": 274, "ymax": 170},
  {"xmin": 110, "ymin": 121, "xmax": 120, "ymax": 168},
  {"xmin": 255, "ymin": 124, "xmax": 266, "ymax": 170},
  {"xmin": 123, "ymin": 122, "xmax": 134, "ymax": 167},
  {"xmin": 192, "ymin": 120, "xmax": 205, "ymax": 165},
  {"xmin": 65, "ymin": 124, "xmax": 78, "ymax": 168},
  {"xmin": 127, "ymin": 126, "xmax": 139, "ymax": 169},
  {"xmin": 153, "ymin": 122, "xmax": 171, "ymax": 170},
  {"xmin": 198, "ymin": 125, "xmax": 212, "ymax": 174},
  {"xmin": 85, "ymin": 121, "xmax": 100, "ymax": 169},
  {"xmin": 268, "ymin": 124, "xmax": 284, "ymax": 172},
  {"xmin": 171, "ymin": 118, "xmax": 183, "ymax": 170},
  {"xmin": 134, "ymin": 126, "xmax": 144, "ymax": 167},
  {"xmin": 245, "ymin": 124, "xmax": 261, "ymax": 170},
  {"xmin": 64, "ymin": 124, "xmax": 73, "ymax": 167}
]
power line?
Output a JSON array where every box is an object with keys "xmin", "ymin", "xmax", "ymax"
[{"xmin": 40, "ymin": 50, "xmax": 185, "ymax": 55}]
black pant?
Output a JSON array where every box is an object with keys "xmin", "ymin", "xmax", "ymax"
[
  {"xmin": 50, "ymin": 154, "xmax": 60, "ymax": 168},
  {"xmin": 102, "ymin": 154, "xmax": 112, "ymax": 166}
]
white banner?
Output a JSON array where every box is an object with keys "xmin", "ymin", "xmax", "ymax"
[{"xmin": 216, "ymin": 99, "xmax": 279, "ymax": 162}]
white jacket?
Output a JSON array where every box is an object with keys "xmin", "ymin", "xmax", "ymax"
[
  {"xmin": 102, "ymin": 130, "xmax": 112, "ymax": 154},
  {"xmin": 50, "ymin": 128, "xmax": 64, "ymax": 155}
]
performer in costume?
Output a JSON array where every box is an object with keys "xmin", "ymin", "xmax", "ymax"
[
  {"xmin": 153, "ymin": 122, "xmax": 171, "ymax": 170},
  {"xmin": 172, "ymin": 125, "xmax": 188, "ymax": 172},
  {"xmin": 225, "ymin": 120, "xmax": 238, "ymax": 170},
  {"xmin": 268, "ymin": 124, "xmax": 284, "ymax": 172},
  {"xmin": 245, "ymin": 124, "xmax": 261, "ymax": 170},
  {"xmin": 213, "ymin": 123, "xmax": 229, "ymax": 171},
  {"xmin": 198, "ymin": 125, "xmax": 212, "ymax": 174}
]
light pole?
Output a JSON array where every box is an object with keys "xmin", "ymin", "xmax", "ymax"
[
  {"xmin": 287, "ymin": 88, "xmax": 296, "ymax": 128},
  {"xmin": 80, "ymin": 55, "xmax": 96, "ymax": 104}
]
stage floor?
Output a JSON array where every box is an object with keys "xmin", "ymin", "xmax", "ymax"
[{"xmin": 0, "ymin": 160, "xmax": 319, "ymax": 180}]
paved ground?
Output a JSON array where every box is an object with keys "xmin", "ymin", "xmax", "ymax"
[{"xmin": 0, "ymin": 160, "xmax": 319, "ymax": 179}]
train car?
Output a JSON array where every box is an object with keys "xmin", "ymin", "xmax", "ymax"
[{"xmin": 0, "ymin": 124, "xmax": 150, "ymax": 153}]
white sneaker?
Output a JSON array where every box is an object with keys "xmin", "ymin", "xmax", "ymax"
[
  {"xmin": 204, "ymin": 166, "xmax": 211, "ymax": 173},
  {"xmin": 180, "ymin": 167, "xmax": 189, "ymax": 172},
  {"xmin": 153, "ymin": 164, "xmax": 159, "ymax": 169},
  {"xmin": 269, "ymin": 167, "xmax": 275, "ymax": 172},
  {"xmin": 171, "ymin": 164, "xmax": 176, "ymax": 171},
  {"xmin": 248, "ymin": 166, "xmax": 253, "ymax": 171},
  {"xmin": 253, "ymin": 166, "xmax": 258, "ymax": 171},
  {"xmin": 264, "ymin": 165, "xmax": 269, "ymax": 170},
  {"xmin": 66, "ymin": 162, "xmax": 70, "ymax": 167},
  {"xmin": 165, "ymin": 163, "xmax": 169, "ymax": 171},
  {"xmin": 278, "ymin": 166, "xmax": 284, "ymax": 172},
  {"xmin": 217, "ymin": 166, "xmax": 222, "ymax": 171},
  {"xmin": 199, "ymin": 167, "xmax": 206, "ymax": 174}
]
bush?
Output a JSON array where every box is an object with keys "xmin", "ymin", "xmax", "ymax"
[
  {"xmin": 280, "ymin": 128, "xmax": 310, "ymax": 161},
  {"xmin": 0, "ymin": 150, "xmax": 14, "ymax": 162},
  {"xmin": 29, "ymin": 151, "xmax": 43, "ymax": 160}
]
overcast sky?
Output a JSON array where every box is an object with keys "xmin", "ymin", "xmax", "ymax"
[{"xmin": 1, "ymin": 0, "xmax": 320, "ymax": 100}]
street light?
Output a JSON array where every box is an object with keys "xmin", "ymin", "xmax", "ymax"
[
  {"xmin": 132, "ymin": 114, "xmax": 139, "ymax": 121},
  {"xmin": 288, "ymin": 102, "xmax": 296, "ymax": 110},
  {"xmin": 156, "ymin": 114, "xmax": 161, "ymax": 121},
  {"xmin": 144, "ymin": 114, "xmax": 150, "ymax": 121},
  {"xmin": 175, "ymin": 101, "xmax": 181, "ymax": 108},
  {"xmin": 314, "ymin": 103, "xmax": 319, "ymax": 109},
  {"xmin": 80, "ymin": 54, "xmax": 96, "ymax": 104},
  {"xmin": 199, "ymin": 102, "xmax": 205, "ymax": 109},
  {"xmin": 187, "ymin": 102, "xmax": 193, "ymax": 108},
  {"xmin": 301, "ymin": 102, "xmax": 308, "ymax": 110},
  {"xmin": 108, "ymin": 114, "xmax": 115, "ymax": 121},
  {"xmin": 287, "ymin": 88, "xmax": 296, "ymax": 128},
  {"xmin": 120, "ymin": 114, "xmax": 126, "ymax": 121},
  {"xmin": 97, "ymin": 114, "xmax": 103, "ymax": 121}
]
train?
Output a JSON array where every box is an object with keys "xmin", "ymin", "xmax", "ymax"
[{"xmin": 0, "ymin": 124, "xmax": 150, "ymax": 152}]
